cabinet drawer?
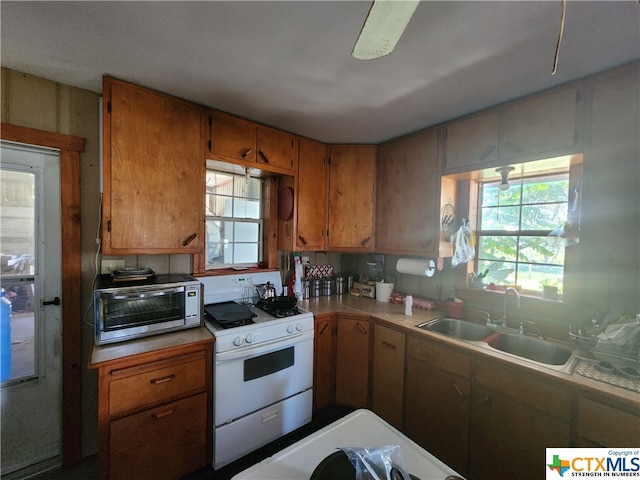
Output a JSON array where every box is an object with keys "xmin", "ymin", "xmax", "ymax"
[
  {"xmin": 109, "ymin": 356, "xmax": 206, "ymax": 417},
  {"xmin": 110, "ymin": 392, "xmax": 207, "ymax": 480},
  {"xmin": 406, "ymin": 335, "xmax": 470, "ymax": 378}
]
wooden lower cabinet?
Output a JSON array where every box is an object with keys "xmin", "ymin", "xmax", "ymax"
[
  {"xmin": 313, "ymin": 314, "xmax": 336, "ymax": 410},
  {"xmin": 335, "ymin": 315, "xmax": 370, "ymax": 408},
  {"xmin": 576, "ymin": 397, "xmax": 640, "ymax": 447},
  {"xmin": 371, "ymin": 322, "xmax": 405, "ymax": 430},
  {"xmin": 468, "ymin": 359, "xmax": 571, "ymax": 480},
  {"xmin": 93, "ymin": 340, "xmax": 213, "ymax": 480},
  {"xmin": 404, "ymin": 336, "xmax": 470, "ymax": 475}
]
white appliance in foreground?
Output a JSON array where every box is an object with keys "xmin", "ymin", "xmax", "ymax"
[
  {"xmin": 231, "ymin": 409, "xmax": 465, "ymax": 480},
  {"xmin": 199, "ymin": 272, "xmax": 314, "ymax": 470}
]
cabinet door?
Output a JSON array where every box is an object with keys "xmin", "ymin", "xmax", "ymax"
[
  {"xmin": 404, "ymin": 358, "xmax": 469, "ymax": 475},
  {"xmin": 376, "ymin": 130, "xmax": 439, "ymax": 255},
  {"xmin": 577, "ymin": 397, "xmax": 640, "ymax": 447},
  {"xmin": 103, "ymin": 78, "xmax": 204, "ymax": 254},
  {"xmin": 371, "ymin": 323, "xmax": 405, "ymax": 429},
  {"xmin": 257, "ymin": 126, "xmax": 296, "ymax": 174},
  {"xmin": 445, "ymin": 111, "xmax": 499, "ymax": 171},
  {"xmin": 296, "ymin": 138, "xmax": 328, "ymax": 250},
  {"xmin": 110, "ymin": 393, "xmax": 207, "ymax": 480},
  {"xmin": 208, "ymin": 110, "xmax": 257, "ymax": 164},
  {"xmin": 499, "ymin": 87, "xmax": 578, "ymax": 161},
  {"xmin": 313, "ymin": 314, "xmax": 336, "ymax": 410},
  {"xmin": 469, "ymin": 385, "xmax": 570, "ymax": 480},
  {"xmin": 328, "ymin": 145, "xmax": 376, "ymax": 251},
  {"xmin": 335, "ymin": 316, "xmax": 370, "ymax": 408},
  {"xmin": 469, "ymin": 360, "xmax": 572, "ymax": 480}
]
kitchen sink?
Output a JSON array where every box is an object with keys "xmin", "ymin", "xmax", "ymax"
[
  {"xmin": 417, "ymin": 318, "xmax": 496, "ymax": 341},
  {"xmin": 485, "ymin": 333, "xmax": 573, "ymax": 366}
]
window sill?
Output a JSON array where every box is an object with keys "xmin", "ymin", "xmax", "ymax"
[{"xmin": 195, "ymin": 266, "xmax": 279, "ymax": 278}]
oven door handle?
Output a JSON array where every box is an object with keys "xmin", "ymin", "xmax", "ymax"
[{"xmin": 216, "ymin": 330, "xmax": 313, "ymax": 363}]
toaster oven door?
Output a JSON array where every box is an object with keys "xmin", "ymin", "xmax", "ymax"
[{"xmin": 95, "ymin": 285, "xmax": 186, "ymax": 343}]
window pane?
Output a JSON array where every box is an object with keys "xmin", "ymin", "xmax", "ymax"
[
  {"xmin": 520, "ymin": 204, "xmax": 567, "ymax": 230},
  {"xmin": 2, "ymin": 281, "xmax": 37, "ymax": 381},
  {"xmin": 516, "ymin": 263, "xmax": 563, "ymax": 294},
  {"xmin": 481, "ymin": 183, "xmax": 521, "ymax": 207},
  {"xmin": 518, "ymin": 236, "xmax": 565, "ymax": 265},
  {"xmin": 522, "ymin": 176, "xmax": 569, "ymax": 204},
  {"xmin": 235, "ymin": 222, "xmax": 259, "ymax": 243},
  {"xmin": 206, "ymin": 172, "xmax": 233, "ymax": 194},
  {"xmin": 233, "ymin": 199, "xmax": 261, "ymax": 219},
  {"xmin": 206, "ymin": 219, "xmax": 224, "ymax": 264},
  {"xmin": 477, "ymin": 259, "xmax": 516, "ymax": 286},
  {"xmin": 480, "ymin": 206, "xmax": 520, "ymax": 231},
  {"xmin": 478, "ymin": 235, "xmax": 518, "ymax": 262},
  {"xmin": 234, "ymin": 243, "xmax": 258, "ymax": 264}
]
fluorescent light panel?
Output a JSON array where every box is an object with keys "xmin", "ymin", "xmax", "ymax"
[{"xmin": 352, "ymin": 0, "xmax": 420, "ymax": 60}]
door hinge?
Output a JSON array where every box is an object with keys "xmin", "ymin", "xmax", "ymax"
[
  {"xmin": 208, "ymin": 140, "xmax": 212, "ymax": 151},
  {"xmin": 107, "ymin": 101, "xmax": 111, "ymax": 114},
  {"xmin": 107, "ymin": 220, "xmax": 111, "ymax": 232},
  {"xmin": 208, "ymin": 114, "xmax": 212, "ymax": 126}
]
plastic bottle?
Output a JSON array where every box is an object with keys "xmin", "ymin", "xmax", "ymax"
[
  {"xmin": 1, "ymin": 289, "xmax": 12, "ymax": 382},
  {"xmin": 404, "ymin": 294, "xmax": 413, "ymax": 316}
]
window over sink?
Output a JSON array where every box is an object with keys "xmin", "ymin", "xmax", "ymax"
[{"xmin": 205, "ymin": 170, "xmax": 263, "ymax": 270}]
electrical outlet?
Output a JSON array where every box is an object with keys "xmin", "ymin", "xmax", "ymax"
[{"xmin": 101, "ymin": 259, "xmax": 125, "ymax": 274}]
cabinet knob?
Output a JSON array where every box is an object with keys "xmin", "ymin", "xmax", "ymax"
[
  {"xmin": 452, "ymin": 383, "xmax": 468, "ymax": 399},
  {"xmin": 476, "ymin": 395, "xmax": 492, "ymax": 406},
  {"xmin": 298, "ymin": 235, "xmax": 308, "ymax": 246},
  {"xmin": 319, "ymin": 323, "xmax": 330, "ymax": 336},
  {"xmin": 381, "ymin": 340, "xmax": 396, "ymax": 350},
  {"xmin": 480, "ymin": 144, "xmax": 496, "ymax": 161},
  {"xmin": 258, "ymin": 150, "xmax": 270, "ymax": 163},
  {"xmin": 182, "ymin": 233, "xmax": 197, "ymax": 246},
  {"xmin": 241, "ymin": 148, "xmax": 254, "ymax": 159},
  {"xmin": 360, "ymin": 236, "xmax": 371, "ymax": 246},
  {"xmin": 356, "ymin": 322, "xmax": 368, "ymax": 335}
]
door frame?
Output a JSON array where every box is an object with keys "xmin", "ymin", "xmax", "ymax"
[{"xmin": 1, "ymin": 122, "xmax": 84, "ymax": 466}]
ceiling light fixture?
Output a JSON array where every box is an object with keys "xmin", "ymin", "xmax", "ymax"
[
  {"xmin": 352, "ymin": 0, "xmax": 420, "ymax": 60},
  {"xmin": 496, "ymin": 166, "xmax": 516, "ymax": 191}
]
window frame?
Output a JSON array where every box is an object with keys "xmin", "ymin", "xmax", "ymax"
[
  {"xmin": 461, "ymin": 158, "xmax": 583, "ymax": 302},
  {"xmin": 204, "ymin": 169, "xmax": 264, "ymax": 271}
]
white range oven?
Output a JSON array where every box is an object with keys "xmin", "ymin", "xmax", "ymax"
[{"xmin": 199, "ymin": 272, "xmax": 314, "ymax": 470}]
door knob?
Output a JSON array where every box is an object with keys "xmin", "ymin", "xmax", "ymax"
[{"xmin": 42, "ymin": 297, "xmax": 60, "ymax": 306}]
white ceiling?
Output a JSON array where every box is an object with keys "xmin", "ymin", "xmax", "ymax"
[{"xmin": 1, "ymin": 1, "xmax": 638, "ymax": 144}]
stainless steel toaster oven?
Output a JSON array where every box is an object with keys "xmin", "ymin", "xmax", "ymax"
[{"xmin": 94, "ymin": 274, "xmax": 202, "ymax": 345}]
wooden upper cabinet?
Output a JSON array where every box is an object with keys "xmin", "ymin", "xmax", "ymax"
[
  {"xmin": 102, "ymin": 77, "xmax": 205, "ymax": 254},
  {"xmin": 376, "ymin": 129, "xmax": 440, "ymax": 255},
  {"xmin": 295, "ymin": 138, "xmax": 328, "ymax": 250},
  {"xmin": 207, "ymin": 110, "xmax": 257, "ymax": 164},
  {"xmin": 327, "ymin": 145, "xmax": 376, "ymax": 251},
  {"xmin": 257, "ymin": 125, "xmax": 296, "ymax": 174},
  {"xmin": 444, "ymin": 111, "xmax": 499, "ymax": 171},
  {"xmin": 499, "ymin": 87, "xmax": 579, "ymax": 161}
]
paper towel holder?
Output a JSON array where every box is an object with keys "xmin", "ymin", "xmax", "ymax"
[{"xmin": 396, "ymin": 257, "xmax": 436, "ymax": 277}]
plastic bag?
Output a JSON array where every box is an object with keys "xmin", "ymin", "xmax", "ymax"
[
  {"xmin": 340, "ymin": 445, "xmax": 411, "ymax": 480},
  {"xmin": 451, "ymin": 223, "xmax": 475, "ymax": 268}
]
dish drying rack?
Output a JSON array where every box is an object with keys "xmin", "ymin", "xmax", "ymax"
[{"xmin": 569, "ymin": 322, "xmax": 640, "ymax": 380}]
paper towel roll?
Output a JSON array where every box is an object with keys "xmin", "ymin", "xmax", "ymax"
[{"xmin": 396, "ymin": 258, "xmax": 436, "ymax": 277}]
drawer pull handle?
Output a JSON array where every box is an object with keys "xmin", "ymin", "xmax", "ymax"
[
  {"xmin": 382, "ymin": 340, "xmax": 396, "ymax": 350},
  {"xmin": 261, "ymin": 409, "xmax": 279, "ymax": 423},
  {"xmin": 150, "ymin": 374, "xmax": 175, "ymax": 385},
  {"xmin": 452, "ymin": 383, "xmax": 468, "ymax": 399},
  {"xmin": 153, "ymin": 407, "xmax": 176, "ymax": 419}
]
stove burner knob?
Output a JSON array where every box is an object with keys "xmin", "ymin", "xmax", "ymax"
[
  {"xmin": 286, "ymin": 325, "xmax": 294, "ymax": 334},
  {"xmin": 245, "ymin": 333, "xmax": 255, "ymax": 344},
  {"xmin": 296, "ymin": 322, "xmax": 303, "ymax": 331},
  {"xmin": 233, "ymin": 336, "xmax": 243, "ymax": 346}
]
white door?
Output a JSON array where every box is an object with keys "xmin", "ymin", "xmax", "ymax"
[{"xmin": 0, "ymin": 142, "xmax": 63, "ymax": 477}]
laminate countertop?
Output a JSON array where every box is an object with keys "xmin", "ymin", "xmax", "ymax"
[{"xmin": 300, "ymin": 294, "xmax": 640, "ymax": 412}]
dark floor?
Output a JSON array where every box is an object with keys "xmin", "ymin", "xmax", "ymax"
[{"xmin": 34, "ymin": 404, "xmax": 354, "ymax": 480}]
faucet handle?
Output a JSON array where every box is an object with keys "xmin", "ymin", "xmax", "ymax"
[{"xmin": 478, "ymin": 310, "xmax": 492, "ymax": 324}]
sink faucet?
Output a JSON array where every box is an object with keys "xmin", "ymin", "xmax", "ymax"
[
  {"xmin": 502, "ymin": 287, "xmax": 521, "ymax": 323},
  {"xmin": 519, "ymin": 320, "xmax": 545, "ymax": 339}
]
